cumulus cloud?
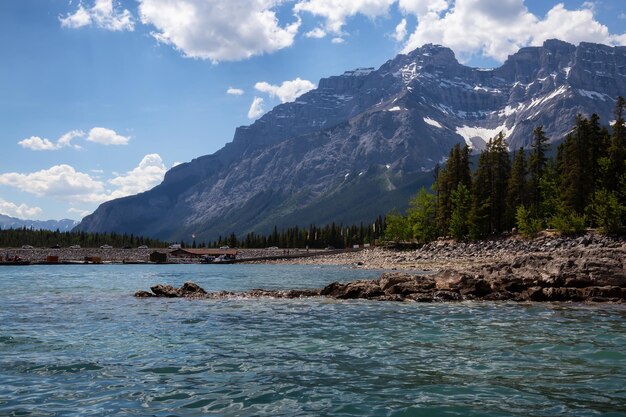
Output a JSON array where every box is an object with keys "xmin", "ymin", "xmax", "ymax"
[
  {"xmin": 254, "ymin": 78, "xmax": 316, "ymax": 103},
  {"xmin": 68, "ymin": 207, "xmax": 92, "ymax": 218},
  {"xmin": 0, "ymin": 165, "xmax": 106, "ymax": 203},
  {"xmin": 87, "ymin": 127, "xmax": 130, "ymax": 145},
  {"xmin": 107, "ymin": 153, "xmax": 166, "ymax": 199},
  {"xmin": 294, "ymin": 0, "xmax": 393, "ymax": 34},
  {"xmin": 0, "ymin": 154, "xmax": 167, "ymax": 205},
  {"xmin": 397, "ymin": 0, "xmax": 449, "ymax": 15},
  {"xmin": 57, "ymin": 130, "xmax": 85, "ymax": 149},
  {"xmin": 401, "ymin": 0, "xmax": 626, "ymax": 62},
  {"xmin": 394, "ymin": 18, "xmax": 407, "ymax": 41},
  {"xmin": 226, "ymin": 87, "xmax": 245, "ymax": 95},
  {"xmin": 248, "ymin": 97, "xmax": 265, "ymax": 119},
  {"xmin": 138, "ymin": 0, "xmax": 300, "ymax": 62},
  {"xmin": 305, "ymin": 27, "xmax": 327, "ymax": 38},
  {"xmin": 331, "ymin": 37, "xmax": 345, "ymax": 44},
  {"xmin": 18, "ymin": 128, "xmax": 128, "ymax": 150},
  {"xmin": 0, "ymin": 198, "xmax": 42, "ymax": 219},
  {"xmin": 18, "ymin": 136, "xmax": 59, "ymax": 151},
  {"xmin": 293, "ymin": 0, "xmax": 625, "ymax": 62},
  {"xmin": 60, "ymin": 0, "xmax": 134, "ymax": 31}
]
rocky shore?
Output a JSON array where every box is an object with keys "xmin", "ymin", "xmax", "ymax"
[
  {"xmin": 259, "ymin": 233, "xmax": 625, "ymax": 271},
  {"xmin": 136, "ymin": 237, "xmax": 626, "ymax": 302}
]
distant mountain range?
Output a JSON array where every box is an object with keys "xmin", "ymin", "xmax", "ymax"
[
  {"xmin": 76, "ymin": 39, "xmax": 626, "ymax": 241},
  {"xmin": 0, "ymin": 214, "xmax": 79, "ymax": 232}
]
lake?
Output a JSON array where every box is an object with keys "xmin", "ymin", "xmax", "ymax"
[{"xmin": 1, "ymin": 264, "xmax": 625, "ymax": 416}]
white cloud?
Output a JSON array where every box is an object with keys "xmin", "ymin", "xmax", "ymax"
[
  {"xmin": 60, "ymin": 0, "xmax": 134, "ymax": 31},
  {"xmin": 0, "ymin": 154, "xmax": 167, "ymax": 205},
  {"xmin": 0, "ymin": 198, "xmax": 42, "ymax": 219},
  {"xmin": 0, "ymin": 165, "xmax": 106, "ymax": 203},
  {"xmin": 87, "ymin": 127, "xmax": 130, "ymax": 145},
  {"xmin": 294, "ymin": 0, "xmax": 393, "ymax": 34},
  {"xmin": 397, "ymin": 0, "xmax": 449, "ymax": 15},
  {"xmin": 331, "ymin": 37, "xmax": 345, "ymax": 44},
  {"xmin": 68, "ymin": 207, "xmax": 92, "ymax": 218},
  {"xmin": 394, "ymin": 18, "xmax": 407, "ymax": 41},
  {"xmin": 401, "ymin": 0, "xmax": 626, "ymax": 62},
  {"xmin": 138, "ymin": 0, "xmax": 300, "ymax": 62},
  {"xmin": 18, "ymin": 136, "xmax": 59, "ymax": 151},
  {"xmin": 18, "ymin": 128, "xmax": 128, "ymax": 150},
  {"xmin": 107, "ymin": 153, "xmax": 166, "ymax": 198},
  {"xmin": 254, "ymin": 78, "xmax": 316, "ymax": 103},
  {"xmin": 292, "ymin": 0, "xmax": 625, "ymax": 63},
  {"xmin": 248, "ymin": 97, "xmax": 265, "ymax": 119},
  {"xmin": 305, "ymin": 27, "xmax": 327, "ymax": 38},
  {"xmin": 57, "ymin": 129, "xmax": 85, "ymax": 149},
  {"xmin": 226, "ymin": 87, "xmax": 245, "ymax": 95},
  {"xmin": 60, "ymin": 4, "xmax": 92, "ymax": 28}
]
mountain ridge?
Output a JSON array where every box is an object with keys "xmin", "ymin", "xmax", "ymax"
[
  {"xmin": 75, "ymin": 39, "xmax": 626, "ymax": 241},
  {"xmin": 0, "ymin": 214, "xmax": 79, "ymax": 232}
]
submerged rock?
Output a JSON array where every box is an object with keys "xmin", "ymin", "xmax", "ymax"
[{"xmin": 135, "ymin": 281, "xmax": 321, "ymax": 299}]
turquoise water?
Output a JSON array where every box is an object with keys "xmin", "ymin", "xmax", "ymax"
[{"xmin": 1, "ymin": 265, "xmax": 626, "ymax": 416}]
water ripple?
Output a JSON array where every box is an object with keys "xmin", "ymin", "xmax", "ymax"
[{"xmin": 1, "ymin": 265, "xmax": 626, "ymax": 416}]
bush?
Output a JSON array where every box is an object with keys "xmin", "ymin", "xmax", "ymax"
[
  {"xmin": 515, "ymin": 206, "xmax": 543, "ymax": 237},
  {"xmin": 590, "ymin": 189, "xmax": 624, "ymax": 235},
  {"xmin": 549, "ymin": 212, "xmax": 586, "ymax": 235}
]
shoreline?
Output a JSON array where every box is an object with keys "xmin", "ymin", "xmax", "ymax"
[
  {"xmin": 245, "ymin": 232, "xmax": 626, "ymax": 271},
  {"xmin": 137, "ymin": 233, "xmax": 626, "ymax": 303},
  {"xmin": 1, "ymin": 232, "xmax": 624, "ymax": 271}
]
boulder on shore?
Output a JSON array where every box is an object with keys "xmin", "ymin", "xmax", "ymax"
[{"xmin": 135, "ymin": 246, "xmax": 625, "ymax": 303}]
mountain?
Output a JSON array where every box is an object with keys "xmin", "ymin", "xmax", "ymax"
[
  {"xmin": 76, "ymin": 39, "xmax": 626, "ymax": 241},
  {"xmin": 0, "ymin": 214, "xmax": 79, "ymax": 232}
]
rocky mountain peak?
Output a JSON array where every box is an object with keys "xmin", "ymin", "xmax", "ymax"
[{"xmin": 76, "ymin": 40, "xmax": 626, "ymax": 241}]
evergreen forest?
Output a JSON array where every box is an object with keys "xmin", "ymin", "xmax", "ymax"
[
  {"xmin": 0, "ymin": 229, "xmax": 169, "ymax": 249},
  {"xmin": 385, "ymin": 97, "xmax": 626, "ymax": 241}
]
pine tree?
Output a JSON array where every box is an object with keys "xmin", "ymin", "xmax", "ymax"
[
  {"xmin": 435, "ymin": 144, "xmax": 471, "ymax": 235},
  {"xmin": 470, "ymin": 133, "xmax": 511, "ymax": 238},
  {"xmin": 528, "ymin": 125, "xmax": 549, "ymax": 216},
  {"xmin": 449, "ymin": 183, "xmax": 471, "ymax": 240},
  {"xmin": 506, "ymin": 148, "xmax": 528, "ymax": 227},
  {"xmin": 606, "ymin": 97, "xmax": 626, "ymax": 193}
]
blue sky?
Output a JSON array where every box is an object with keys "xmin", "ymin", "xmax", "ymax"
[{"xmin": 0, "ymin": 0, "xmax": 624, "ymax": 221}]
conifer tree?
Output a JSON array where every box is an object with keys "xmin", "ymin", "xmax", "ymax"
[
  {"xmin": 528, "ymin": 126, "xmax": 549, "ymax": 215},
  {"xmin": 506, "ymin": 148, "xmax": 528, "ymax": 227},
  {"xmin": 606, "ymin": 96, "xmax": 626, "ymax": 192},
  {"xmin": 449, "ymin": 183, "xmax": 471, "ymax": 240},
  {"xmin": 470, "ymin": 132, "xmax": 511, "ymax": 238},
  {"xmin": 435, "ymin": 144, "xmax": 471, "ymax": 235}
]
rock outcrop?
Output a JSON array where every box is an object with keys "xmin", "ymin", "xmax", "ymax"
[{"xmin": 136, "ymin": 246, "xmax": 626, "ymax": 303}]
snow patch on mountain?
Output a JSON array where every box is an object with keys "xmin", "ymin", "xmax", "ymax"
[
  {"xmin": 456, "ymin": 123, "xmax": 515, "ymax": 148},
  {"xmin": 423, "ymin": 117, "xmax": 443, "ymax": 128},
  {"xmin": 577, "ymin": 89, "xmax": 613, "ymax": 101},
  {"xmin": 527, "ymin": 86, "xmax": 571, "ymax": 110}
]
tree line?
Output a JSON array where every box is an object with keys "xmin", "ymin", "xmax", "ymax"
[
  {"xmin": 190, "ymin": 217, "xmax": 387, "ymax": 249},
  {"xmin": 385, "ymin": 97, "xmax": 626, "ymax": 241},
  {"xmin": 0, "ymin": 228, "xmax": 169, "ymax": 248}
]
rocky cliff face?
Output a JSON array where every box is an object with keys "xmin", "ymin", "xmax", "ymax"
[{"xmin": 76, "ymin": 40, "xmax": 626, "ymax": 241}]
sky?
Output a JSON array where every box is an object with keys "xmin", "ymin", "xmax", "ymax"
[{"xmin": 0, "ymin": 0, "xmax": 624, "ymax": 221}]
